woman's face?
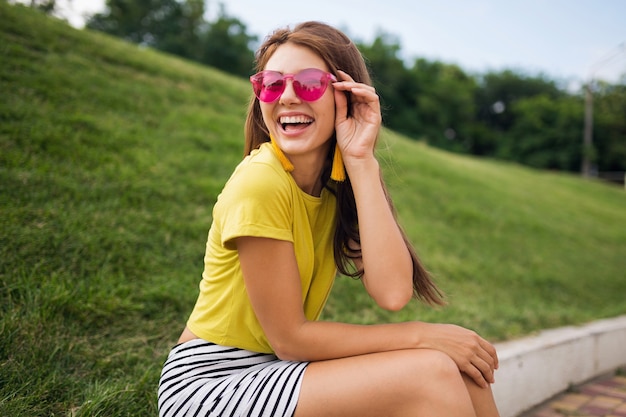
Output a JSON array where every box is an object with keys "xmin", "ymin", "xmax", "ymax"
[{"xmin": 259, "ymin": 42, "xmax": 336, "ymax": 170}]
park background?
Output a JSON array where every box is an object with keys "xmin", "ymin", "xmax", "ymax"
[{"xmin": 1, "ymin": 1, "xmax": 625, "ymax": 415}]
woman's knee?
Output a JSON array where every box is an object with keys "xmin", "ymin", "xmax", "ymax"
[
  {"xmin": 375, "ymin": 349, "xmax": 466, "ymax": 402},
  {"xmin": 390, "ymin": 350, "xmax": 475, "ymax": 414},
  {"xmin": 405, "ymin": 349, "xmax": 461, "ymax": 382}
]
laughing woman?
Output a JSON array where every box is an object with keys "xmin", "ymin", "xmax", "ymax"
[{"xmin": 158, "ymin": 21, "xmax": 501, "ymax": 417}]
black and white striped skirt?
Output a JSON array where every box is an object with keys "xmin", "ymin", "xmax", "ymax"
[{"xmin": 158, "ymin": 339, "xmax": 308, "ymax": 417}]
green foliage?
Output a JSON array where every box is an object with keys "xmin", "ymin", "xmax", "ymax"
[
  {"xmin": 501, "ymin": 94, "xmax": 584, "ymax": 170},
  {"xmin": 27, "ymin": 0, "xmax": 55, "ymax": 13},
  {"xmin": 87, "ymin": 0, "xmax": 197, "ymax": 52},
  {"xmin": 474, "ymin": 70, "xmax": 564, "ymax": 132},
  {"xmin": 411, "ymin": 59, "xmax": 478, "ymax": 151},
  {"xmin": 86, "ymin": 0, "xmax": 257, "ymax": 78},
  {"xmin": 358, "ymin": 31, "xmax": 418, "ymax": 131},
  {"xmin": 1, "ymin": 3, "xmax": 625, "ymax": 415},
  {"xmin": 200, "ymin": 4, "xmax": 257, "ymax": 76},
  {"xmin": 594, "ymin": 82, "xmax": 626, "ymax": 171},
  {"xmin": 358, "ymin": 35, "xmax": 626, "ymax": 175}
]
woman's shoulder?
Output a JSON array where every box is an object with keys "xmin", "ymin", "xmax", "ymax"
[{"xmin": 221, "ymin": 143, "xmax": 291, "ymax": 200}]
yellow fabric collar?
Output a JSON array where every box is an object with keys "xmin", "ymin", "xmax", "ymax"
[{"xmin": 269, "ymin": 135, "xmax": 345, "ymax": 182}]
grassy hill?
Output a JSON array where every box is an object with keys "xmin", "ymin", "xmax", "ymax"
[{"xmin": 1, "ymin": 3, "xmax": 625, "ymax": 416}]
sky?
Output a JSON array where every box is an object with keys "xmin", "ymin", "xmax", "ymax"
[{"xmin": 49, "ymin": 0, "xmax": 626, "ymax": 89}]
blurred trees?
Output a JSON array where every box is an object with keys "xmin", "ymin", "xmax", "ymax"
[
  {"xmin": 79, "ymin": 2, "xmax": 626, "ymax": 178},
  {"xmin": 200, "ymin": 4, "xmax": 255, "ymax": 78},
  {"xmin": 593, "ymin": 82, "xmax": 626, "ymax": 172},
  {"xmin": 28, "ymin": 0, "xmax": 56, "ymax": 13},
  {"xmin": 359, "ymin": 31, "xmax": 624, "ymax": 178},
  {"xmin": 410, "ymin": 58, "xmax": 477, "ymax": 153},
  {"xmin": 86, "ymin": 0, "xmax": 256, "ymax": 77},
  {"xmin": 358, "ymin": 32, "xmax": 418, "ymax": 133},
  {"xmin": 504, "ymin": 95, "xmax": 583, "ymax": 171}
]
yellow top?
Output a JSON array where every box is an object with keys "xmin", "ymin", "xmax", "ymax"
[{"xmin": 187, "ymin": 142, "xmax": 338, "ymax": 353}]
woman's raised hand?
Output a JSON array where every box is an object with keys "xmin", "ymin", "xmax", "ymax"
[{"xmin": 332, "ymin": 70, "xmax": 382, "ymax": 163}]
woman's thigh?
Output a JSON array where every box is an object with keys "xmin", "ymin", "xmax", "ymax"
[{"xmin": 294, "ymin": 349, "xmax": 476, "ymax": 417}]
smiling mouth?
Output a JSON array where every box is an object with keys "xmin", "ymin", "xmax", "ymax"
[{"xmin": 280, "ymin": 115, "xmax": 313, "ymax": 131}]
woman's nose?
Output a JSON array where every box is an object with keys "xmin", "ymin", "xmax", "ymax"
[{"xmin": 279, "ymin": 80, "xmax": 301, "ymax": 104}]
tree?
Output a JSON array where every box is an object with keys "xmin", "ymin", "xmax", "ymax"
[
  {"xmin": 30, "ymin": 0, "xmax": 56, "ymax": 13},
  {"xmin": 200, "ymin": 4, "xmax": 256, "ymax": 77},
  {"xmin": 86, "ymin": 0, "xmax": 206, "ymax": 61},
  {"xmin": 410, "ymin": 59, "xmax": 477, "ymax": 151},
  {"xmin": 502, "ymin": 94, "xmax": 583, "ymax": 171},
  {"xmin": 474, "ymin": 70, "xmax": 563, "ymax": 133},
  {"xmin": 357, "ymin": 31, "xmax": 418, "ymax": 135},
  {"xmin": 593, "ymin": 82, "xmax": 626, "ymax": 172},
  {"xmin": 358, "ymin": 33, "xmax": 477, "ymax": 152},
  {"xmin": 9, "ymin": 0, "xmax": 59, "ymax": 15},
  {"xmin": 88, "ymin": 0, "xmax": 177, "ymax": 46},
  {"xmin": 161, "ymin": 0, "xmax": 206, "ymax": 60},
  {"xmin": 86, "ymin": 1, "xmax": 257, "ymax": 78}
]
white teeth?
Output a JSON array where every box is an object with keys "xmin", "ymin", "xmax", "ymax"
[{"xmin": 279, "ymin": 115, "xmax": 313, "ymax": 124}]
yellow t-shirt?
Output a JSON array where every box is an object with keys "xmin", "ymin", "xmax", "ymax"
[{"xmin": 186, "ymin": 142, "xmax": 338, "ymax": 353}]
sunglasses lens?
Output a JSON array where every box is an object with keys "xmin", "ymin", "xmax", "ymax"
[
  {"xmin": 294, "ymin": 69, "xmax": 328, "ymax": 101},
  {"xmin": 251, "ymin": 71, "xmax": 284, "ymax": 102}
]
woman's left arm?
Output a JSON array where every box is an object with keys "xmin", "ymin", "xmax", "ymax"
[{"xmin": 333, "ymin": 71, "xmax": 414, "ymax": 311}]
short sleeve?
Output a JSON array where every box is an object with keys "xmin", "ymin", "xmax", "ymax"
[{"xmin": 214, "ymin": 160, "xmax": 294, "ymax": 249}]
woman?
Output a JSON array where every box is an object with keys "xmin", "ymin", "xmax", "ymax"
[{"xmin": 158, "ymin": 21, "xmax": 501, "ymax": 417}]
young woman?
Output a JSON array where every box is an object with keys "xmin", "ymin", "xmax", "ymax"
[{"xmin": 158, "ymin": 21, "xmax": 501, "ymax": 417}]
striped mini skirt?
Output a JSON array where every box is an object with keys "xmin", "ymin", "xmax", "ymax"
[{"xmin": 158, "ymin": 339, "xmax": 308, "ymax": 417}]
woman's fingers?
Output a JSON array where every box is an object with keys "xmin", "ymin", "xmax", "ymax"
[
  {"xmin": 478, "ymin": 337, "xmax": 499, "ymax": 370},
  {"xmin": 464, "ymin": 334, "xmax": 498, "ymax": 384},
  {"xmin": 455, "ymin": 347, "xmax": 495, "ymax": 388},
  {"xmin": 422, "ymin": 323, "xmax": 499, "ymax": 388},
  {"xmin": 333, "ymin": 82, "xmax": 378, "ymax": 103},
  {"xmin": 473, "ymin": 354, "xmax": 495, "ymax": 385},
  {"xmin": 333, "ymin": 70, "xmax": 379, "ymax": 102},
  {"xmin": 332, "ymin": 70, "xmax": 382, "ymax": 160},
  {"xmin": 461, "ymin": 359, "xmax": 491, "ymax": 388}
]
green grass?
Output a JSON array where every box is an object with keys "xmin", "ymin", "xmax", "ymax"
[{"xmin": 1, "ymin": 3, "xmax": 625, "ymax": 416}]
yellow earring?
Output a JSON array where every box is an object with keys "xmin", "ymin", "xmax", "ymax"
[
  {"xmin": 330, "ymin": 143, "xmax": 346, "ymax": 182},
  {"xmin": 270, "ymin": 135, "xmax": 294, "ymax": 172},
  {"xmin": 270, "ymin": 135, "xmax": 344, "ymax": 181}
]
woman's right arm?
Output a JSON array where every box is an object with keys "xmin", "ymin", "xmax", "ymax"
[{"xmin": 235, "ymin": 236, "xmax": 498, "ymax": 388}]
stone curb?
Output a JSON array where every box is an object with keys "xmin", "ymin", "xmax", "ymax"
[{"xmin": 492, "ymin": 315, "xmax": 626, "ymax": 417}]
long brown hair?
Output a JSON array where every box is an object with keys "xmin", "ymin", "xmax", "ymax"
[{"xmin": 244, "ymin": 21, "xmax": 444, "ymax": 306}]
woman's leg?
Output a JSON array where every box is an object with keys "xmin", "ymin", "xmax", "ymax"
[
  {"xmin": 463, "ymin": 373, "xmax": 501, "ymax": 417},
  {"xmin": 294, "ymin": 349, "xmax": 479, "ymax": 417}
]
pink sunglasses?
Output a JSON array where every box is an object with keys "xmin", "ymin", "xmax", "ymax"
[{"xmin": 250, "ymin": 68, "xmax": 337, "ymax": 103}]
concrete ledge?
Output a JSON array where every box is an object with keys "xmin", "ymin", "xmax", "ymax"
[{"xmin": 492, "ymin": 315, "xmax": 626, "ymax": 417}]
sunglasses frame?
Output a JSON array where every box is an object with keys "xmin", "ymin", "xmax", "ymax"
[{"xmin": 250, "ymin": 68, "xmax": 337, "ymax": 103}]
